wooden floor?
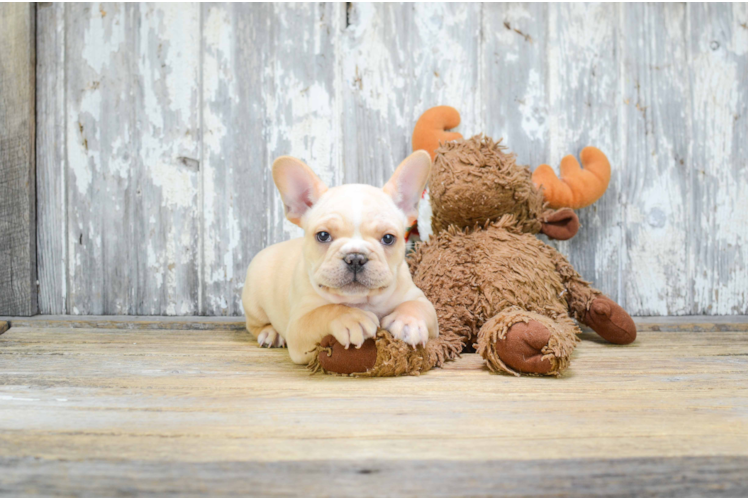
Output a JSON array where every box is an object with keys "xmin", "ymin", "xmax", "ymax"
[{"xmin": 1, "ymin": 316, "xmax": 747, "ymax": 497}]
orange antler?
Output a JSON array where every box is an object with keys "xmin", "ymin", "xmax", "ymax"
[
  {"xmin": 532, "ymin": 147, "xmax": 611, "ymax": 209},
  {"xmin": 412, "ymin": 106, "xmax": 463, "ymax": 160}
]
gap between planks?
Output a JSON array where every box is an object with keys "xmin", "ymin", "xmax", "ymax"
[{"xmin": 1, "ymin": 315, "xmax": 748, "ymax": 332}]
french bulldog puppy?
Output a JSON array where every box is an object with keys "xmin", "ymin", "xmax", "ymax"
[{"xmin": 242, "ymin": 151, "xmax": 439, "ymax": 364}]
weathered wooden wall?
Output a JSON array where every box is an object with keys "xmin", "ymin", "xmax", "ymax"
[
  {"xmin": 34, "ymin": 3, "xmax": 748, "ymax": 316},
  {"xmin": 1, "ymin": 3, "xmax": 36, "ymax": 316}
]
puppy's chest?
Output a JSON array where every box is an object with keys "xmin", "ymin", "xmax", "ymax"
[{"xmin": 341, "ymin": 299, "xmax": 393, "ymax": 319}]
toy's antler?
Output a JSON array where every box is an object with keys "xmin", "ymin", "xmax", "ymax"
[
  {"xmin": 532, "ymin": 147, "xmax": 611, "ymax": 209},
  {"xmin": 412, "ymin": 106, "xmax": 463, "ymax": 160}
]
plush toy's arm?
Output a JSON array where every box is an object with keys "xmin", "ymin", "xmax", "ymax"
[
  {"xmin": 549, "ymin": 248, "xmax": 637, "ymax": 345},
  {"xmin": 549, "ymin": 249, "xmax": 601, "ymax": 322}
]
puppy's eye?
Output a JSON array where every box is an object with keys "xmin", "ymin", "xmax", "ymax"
[
  {"xmin": 380, "ymin": 234, "xmax": 396, "ymax": 246},
  {"xmin": 316, "ymin": 231, "xmax": 332, "ymax": 243}
]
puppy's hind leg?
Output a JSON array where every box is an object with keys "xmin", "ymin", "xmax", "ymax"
[
  {"xmin": 244, "ymin": 303, "xmax": 286, "ymax": 349},
  {"xmin": 256, "ymin": 325, "xmax": 286, "ymax": 348}
]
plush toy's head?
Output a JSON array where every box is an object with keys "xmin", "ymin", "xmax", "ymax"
[
  {"xmin": 412, "ymin": 106, "xmax": 611, "ymax": 240},
  {"xmin": 429, "ymin": 135, "xmax": 547, "ymax": 234}
]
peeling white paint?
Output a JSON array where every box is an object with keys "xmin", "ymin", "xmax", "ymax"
[
  {"xmin": 147, "ymin": 244, "xmax": 163, "ymax": 290},
  {"xmin": 342, "ymin": 4, "xmax": 407, "ymax": 130},
  {"xmin": 202, "ymin": 4, "xmax": 236, "ymax": 294},
  {"xmin": 139, "ymin": 5, "xmax": 199, "ymax": 210},
  {"xmin": 267, "ymin": 79, "xmax": 336, "ymax": 187},
  {"xmin": 148, "ymin": 165, "xmax": 196, "ymax": 209},
  {"xmin": 68, "ymin": 85, "xmax": 101, "ymax": 196},
  {"xmin": 690, "ymin": 12, "xmax": 747, "ymax": 314},
  {"xmin": 81, "ymin": 5, "xmax": 125, "ymax": 74},
  {"xmin": 733, "ymin": 3, "xmax": 748, "ymax": 56},
  {"xmin": 412, "ymin": 3, "xmax": 481, "ymax": 130},
  {"xmin": 202, "ymin": 16, "xmax": 232, "ymax": 208},
  {"xmin": 520, "ymin": 69, "xmax": 546, "ymax": 142}
]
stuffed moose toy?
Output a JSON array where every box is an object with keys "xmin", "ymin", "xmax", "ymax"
[{"xmin": 310, "ymin": 106, "xmax": 636, "ymax": 377}]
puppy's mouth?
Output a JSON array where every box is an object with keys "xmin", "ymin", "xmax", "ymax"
[
  {"xmin": 314, "ymin": 257, "xmax": 393, "ymax": 298},
  {"xmin": 338, "ymin": 281, "xmax": 372, "ymax": 295},
  {"xmin": 317, "ymin": 274, "xmax": 389, "ymax": 297}
]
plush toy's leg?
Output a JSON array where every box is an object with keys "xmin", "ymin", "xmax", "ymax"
[
  {"xmin": 475, "ymin": 307, "xmax": 579, "ymax": 376},
  {"xmin": 308, "ymin": 328, "xmax": 464, "ymax": 377},
  {"xmin": 582, "ymin": 296, "xmax": 637, "ymax": 345},
  {"xmin": 551, "ymin": 253, "xmax": 637, "ymax": 345}
]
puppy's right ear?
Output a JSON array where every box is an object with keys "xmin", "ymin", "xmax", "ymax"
[
  {"xmin": 272, "ymin": 156, "xmax": 328, "ymax": 226},
  {"xmin": 383, "ymin": 150, "xmax": 432, "ymax": 225}
]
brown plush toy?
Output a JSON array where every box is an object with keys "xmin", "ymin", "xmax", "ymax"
[{"xmin": 310, "ymin": 107, "xmax": 636, "ymax": 377}]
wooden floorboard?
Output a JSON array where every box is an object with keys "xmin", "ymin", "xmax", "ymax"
[
  {"xmin": 1, "ymin": 318, "xmax": 747, "ymax": 496},
  {"xmin": 3, "ymin": 456, "xmax": 747, "ymax": 497}
]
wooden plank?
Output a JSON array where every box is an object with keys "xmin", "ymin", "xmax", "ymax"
[
  {"xmin": 1, "ymin": 325, "xmax": 748, "ymax": 495},
  {"xmin": 482, "ymin": 3, "xmax": 549, "ymax": 168},
  {"xmin": 36, "ymin": 3, "xmax": 67, "ymax": 314},
  {"xmin": 201, "ymin": 2, "xmax": 267, "ymax": 316},
  {"xmin": 689, "ymin": 3, "xmax": 748, "ymax": 315},
  {"xmin": 621, "ymin": 4, "xmax": 692, "ymax": 316},
  {"xmin": 0, "ymin": 321, "xmax": 8, "ymax": 335},
  {"xmin": 65, "ymin": 3, "xmax": 201, "ymax": 315},
  {"xmin": 201, "ymin": 3, "xmax": 340, "ymax": 315},
  {"xmin": 2, "ymin": 456, "xmax": 747, "ymax": 497},
  {"xmin": 0, "ymin": 3, "xmax": 36, "ymax": 316},
  {"xmin": 64, "ymin": 3, "xmax": 136, "ymax": 314},
  {"xmin": 545, "ymin": 3, "xmax": 623, "ymax": 306},
  {"xmin": 133, "ymin": 3, "xmax": 201, "ymax": 315}
]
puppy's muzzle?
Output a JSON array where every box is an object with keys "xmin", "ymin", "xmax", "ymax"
[{"xmin": 344, "ymin": 253, "xmax": 368, "ymax": 274}]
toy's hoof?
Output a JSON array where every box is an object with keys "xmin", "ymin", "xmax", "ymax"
[
  {"xmin": 585, "ymin": 297, "xmax": 637, "ymax": 345},
  {"xmin": 317, "ymin": 334, "xmax": 377, "ymax": 375},
  {"xmin": 496, "ymin": 320, "xmax": 554, "ymax": 374}
]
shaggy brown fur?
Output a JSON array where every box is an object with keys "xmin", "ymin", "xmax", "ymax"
[
  {"xmin": 408, "ymin": 213, "xmax": 596, "ymax": 376},
  {"xmin": 310, "ymin": 134, "xmax": 636, "ymax": 377},
  {"xmin": 429, "ymin": 137, "xmax": 546, "ymax": 235}
]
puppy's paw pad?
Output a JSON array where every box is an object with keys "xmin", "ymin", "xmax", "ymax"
[
  {"xmin": 256, "ymin": 326, "xmax": 286, "ymax": 348},
  {"xmin": 382, "ymin": 313, "xmax": 429, "ymax": 347},
  {"xmin": 330, "ymin": 309, "xmax": 380, "ymax": 349}
]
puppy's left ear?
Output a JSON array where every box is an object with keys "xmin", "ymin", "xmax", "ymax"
[{"xmin": 383, "ymin": 150, "xmax": 432, "ymax": 225}]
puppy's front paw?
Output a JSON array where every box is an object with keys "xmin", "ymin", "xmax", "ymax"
[
  {"xmin": 382, "ymin": 310, "xmax": 429, "ymax": 347},
  {"xmin": 256, "ymin": 325, "xmax": 286, "ymax": 348},
  {"xmin": 329, "ymin": 308, "xmax": 379, "ymax": 349}
]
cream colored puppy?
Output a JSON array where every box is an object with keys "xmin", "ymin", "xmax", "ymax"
[{"xmin": 242, "ymin": 151, "xmax": 439, "ymax": 364}]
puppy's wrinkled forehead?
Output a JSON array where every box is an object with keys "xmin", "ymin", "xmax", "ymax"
[{"xmin": 305, "ymin": 184, "xmax": 407, "ymax": 233}]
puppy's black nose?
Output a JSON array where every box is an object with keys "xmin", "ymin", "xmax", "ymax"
[{"xmin": 344, "ymin": 253, "xmax": 368, "ymax": 272}]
